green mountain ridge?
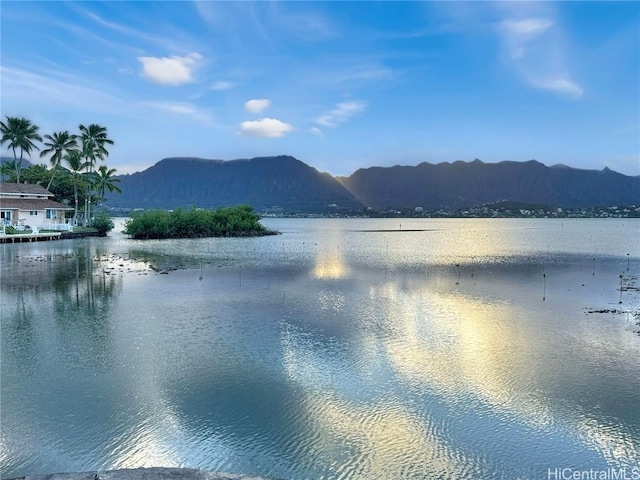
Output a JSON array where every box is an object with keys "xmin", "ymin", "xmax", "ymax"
[
  {"xmin": 101, "ymin": 155, "xmax": 640, "ymax": 212},
  {"xmin": 107, "ymin": 155, "xmax": 363, "ymax": 212},
  {"xmin": 339, "ymin": 159, "xmax": 640, "ymax": 210}
]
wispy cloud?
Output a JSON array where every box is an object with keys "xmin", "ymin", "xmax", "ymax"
[
  {"xmin": 265, "ymin": 3, "xmax": 336, "ymax": 42},
  {"xmin": 211, "ymin": 81, "xmax": 235, "ymax": 91},
  {"xmin": 194, "ymin": 1, "xmax": 335, "ymax": 43},
  {"xmin": 310, "ymin": 63, "xmax": 395, "ymax": 86},
  {"xmin": 2, "ymin": 65, "xmax": 218, "ymax": 124},
  {"xmin": 244, "ymin": 99, "xmax": 271, "ymax": 114},
  {"xmin": 496, "ymin": 6, "xmax": 584, "ymax": 98},
  {"xmin": 78, "ymin": 7, "xmax": 191, "ymax": 54},
  {"xmin": 193, "ymin": 1, "xmax": 273, "ymax": 47},
  {"xmin": 502, "ymin": 18, "xmax": 553, "ymax": 37},
  {"xmin": 52, "ymin": 20, "xmax": 139, "ymax": 55},
  {"xmin": 192, "ymin": 1, "xmax": 219, "ymax": 27},
  {"xmin": 309, "ymin": 127, "xmax": 323, "ymax": 136},
  {"xmin": 532, "ymin": 78, "xmax": 584, "ymax": 97},
  {"xmin": 82, "ymin": 10, "xmax": 144, "ymax": 37},
  {"xmin": 238, "ymin": 118, "xmax": 293, "ymax": 138},
  {"xmin": 315, "ymin": 101, "xmax": 366, "ymax": 128},
  {"xmin": 142, "ymin": 100, "xmax": 215, "ymax": 124},
  {"xmin": 339, "ymin": 66, "xmax": 394, "ymax": 83},
  {"xmin": 381, "ymin": 23, "xmax": 461, "ymax": 41},
  {"xmin": 0, "ymin": 66, "xmax": 123, "ymax": 113},
  {"xmin": 501, "ymin": 18, "xmax": 553, "ymax": 58},
  {"xmin": 138, "ymin": 53, "xmax": 203, "ymax": 86}
]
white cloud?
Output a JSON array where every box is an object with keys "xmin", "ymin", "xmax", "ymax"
[
  {"xmin": 238, "ymin": 118, "xmax": 293, "ymax": 138},
  {"xmin": 211, "ymin": 81, "xmax": 235, "ymax": 91},
  {"xmin": 501, "ymin": 18, "xmax": 553, "ymax": 36},
  {"xmin": 533, "ymin": 78, "xmax": 584, "ymax": 97},
  {"xmin": 143, "ymin": 101, "xmax": 215, "ymax": 124},
  {"xmin": 138, "ymin": 53, "xmax": 203, "ymax": 86},
  {"xmin": 315, "ymin": 101, "xmax": 366, "ymax": 127},
  {"xmin": 309, "ymin": 127, "xmax": 323, "ymax": 136},
  {"xmin": 146, "ymin": 102, "xmax": 197, "ymax": 115},
  {"xmin": 497, "ymin": 14, "xmax": 583, "ymax": 98},
  {"xmin": 244, "ymin": 98, "xmax": 271, "ymax": 114},
  {"xmin": 501, "ymin": 17, "xmax": 554, "ymax": 60}
]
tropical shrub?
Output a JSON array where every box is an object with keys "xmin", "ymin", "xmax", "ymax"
[{"xmin": 91, "ymin": 211, "xmax": 115, "ymax": 236}]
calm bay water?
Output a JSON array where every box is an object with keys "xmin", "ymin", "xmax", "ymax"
[{"xmin": 1, "ymin": 218, "xmax": 639, "ymax": 479}]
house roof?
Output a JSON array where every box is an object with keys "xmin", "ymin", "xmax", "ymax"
[
  {"xmin": 0, "ymin": 198, "xmax": 70, "ymax": 210},
  {"xmin": 0, "ymin": 182, "xmax": 53, "ymax": 196}
]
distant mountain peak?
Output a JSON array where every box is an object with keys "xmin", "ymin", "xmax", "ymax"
[{"xmin": 108, "ymin": 155, "xmax": 362, "ymax": 212}]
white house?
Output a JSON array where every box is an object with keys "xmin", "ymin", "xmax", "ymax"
[{"xmin": 0, "ymin": 182, "xmax": 71, "ymax": 231}]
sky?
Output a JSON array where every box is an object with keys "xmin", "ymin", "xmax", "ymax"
[{"xmin": 1, "ymin": 1, "xmax": 639, "ymax": 177}]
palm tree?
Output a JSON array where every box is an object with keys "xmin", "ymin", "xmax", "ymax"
[
  {"xmin": 40, "ymin": 130, "xmax": 78, "ymax": 190},
  {"xmin": 0, "ymin": 116, "xmax": 42, "ymax": 182},
  {"xmin": 79, "ymin": 124, "xmax": 113, "ymax": 225},
  {"xmin": 63, "ymin": 149, "xmax": 87, "ymax": 226},
  {"xmin": 0, "ymin": 159, "xmax": 19, "ymax": 182},
  {"xmin": 93, "ymin": 165, "xmax": 122, "ymax": 206}
]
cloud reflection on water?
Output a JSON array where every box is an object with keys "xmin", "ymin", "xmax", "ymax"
[
  {"xmin": 1, "ymin": 218, "xmax": 639, "ymax": 479},
  {"xmin": 280, "ymin": 242, "xmax": 640, "ymax": 472}
]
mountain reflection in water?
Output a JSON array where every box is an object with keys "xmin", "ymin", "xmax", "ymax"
[{"xmin": 1, "ymin": 218, "xmax": 639, "ymax": 479}]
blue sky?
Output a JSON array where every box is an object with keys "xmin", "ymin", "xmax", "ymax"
[{"xmin": 1, "ymin": 1, "xmax": 639, "ymax": 176}]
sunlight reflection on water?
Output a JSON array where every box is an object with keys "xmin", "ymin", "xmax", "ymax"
[{"xmin": 1, "ymin": 218, "xmax": 639, "ymax": 479}]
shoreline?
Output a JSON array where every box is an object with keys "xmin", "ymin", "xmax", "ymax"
[
  {"xmin": 6, "ymin": 467, "xmax": 279, "ymax": 480},
  {"xmin": 0, "ymin": 229, "xmax": 280, "ymax": 243},
  {"xmin": 0, "ymin": 230, "xmax": 104, "ymax": 244},
  {"xmin": 126, "ymin": 229, "xmax": 280, "ymax": 240}
]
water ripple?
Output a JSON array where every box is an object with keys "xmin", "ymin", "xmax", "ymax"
[{"xmin": 2, "ymin": 218, "xmax": 639, "ymax": 479}]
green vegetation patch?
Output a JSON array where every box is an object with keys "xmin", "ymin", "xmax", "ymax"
[
  {"xmin": 90, "ymin": 211, "xmax": 115, "ymax": 236},
  {"xmin": 123, "ymin": 205, "xmax": 272, "ymax": 240}
]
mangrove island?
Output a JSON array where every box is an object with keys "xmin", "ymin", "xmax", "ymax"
[{"xmin": 123, "ymin": 205, "xmax": 278, "ymax": 240}]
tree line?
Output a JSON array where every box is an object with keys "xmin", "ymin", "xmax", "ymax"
[{"xmin": 0, "ymin": 116, "xmax": 121, "ymax": 226}]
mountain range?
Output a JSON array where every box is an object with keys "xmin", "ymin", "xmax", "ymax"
[
  {"xmin": 104, "ymin": 156, "xmax": 640, "ymax": 212},
  {"xmin": 106, "ymin": 156, "xmax": 362, "ymax": 212},
  {"xmin": 340, "ymin": 159, "xmax": 640, "ymax": 211}
]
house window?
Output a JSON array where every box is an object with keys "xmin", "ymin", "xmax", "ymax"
[
  {"xmin": 46, "ymin": 209, "xmax": 52, "ymax": 219},
  {"xmin": 30, "ymin": 211, "xmax": 38, "ymax": 216}
]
